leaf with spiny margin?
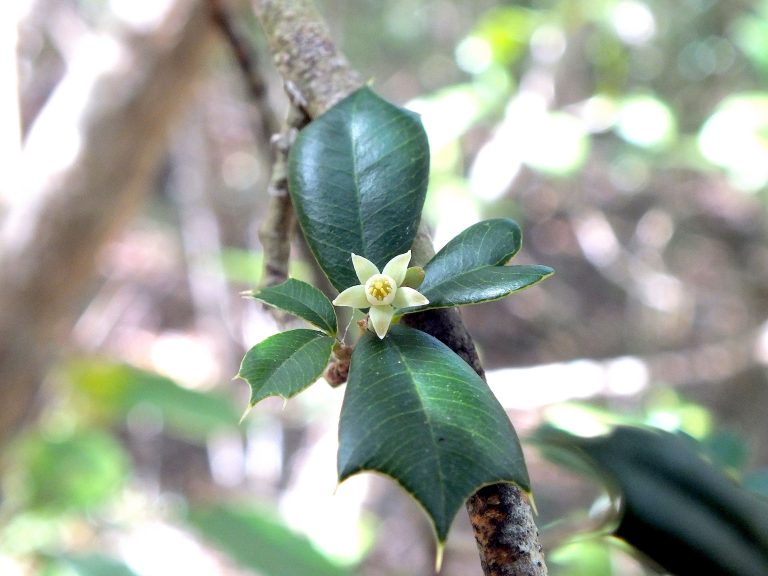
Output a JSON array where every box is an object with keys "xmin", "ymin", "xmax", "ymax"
[
  {"xmin": 337, "ymin": 324, "xmax": 530, "ymax": 543},
  {"xmin": 289, "ymin": 87, "xmax": 430, "ymax": 291},
  {"xmin": 248, "ymin": 278, "xmax": 337, "ymax": 336},
  {"xmin": 239, "ymin": 329, "xmax": 335, "ymax": 406},
  {"xmin": 406, "ymin": 218, "xmax": 553, "ymax": 312}
]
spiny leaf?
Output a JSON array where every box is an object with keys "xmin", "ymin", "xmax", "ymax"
[
  {"xmin": 239, "ymin": 329, "xmax": 335, "ymax": 406},
  {"xmin": 409, "ymin": 218, "xmax": 553, "ymax": 311},
  {"xmin": 248, "ymin": 278, "xmax": 337, "ymax": 336},
  {"xmin": 338, "ymin": 324, "xmax": 529, "ymax": 543}
]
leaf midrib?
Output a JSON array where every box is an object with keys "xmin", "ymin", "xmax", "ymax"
[
  {"xmin": 387, "ymin": 337, "xmax": 449, "ymax": 521},
  {"xmin": 249, "ymin": 331, "xmax": 331, "ymax": 401}
]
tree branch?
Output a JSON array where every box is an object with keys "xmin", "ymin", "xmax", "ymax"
[
  {"xmin": 250, "ymin": 1, "xmax": 547, "ymax": 574},
  {"xmin": 253, "ymin": 0, "xmax": 363, "ymax": 117},
  {"xmin": 207, "ymin": 0, "xmax": 280, "ymax": 139},
  {"xmin": 258, "ymin": 101, "xmax": 309, "ymax": 287}
]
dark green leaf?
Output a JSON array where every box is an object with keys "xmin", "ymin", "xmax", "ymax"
[
  {"xmin": 289, "ymin": 87, "xmax": 430, "ymax": 291},
  {"xmin": 338, "ymin": 325, "xmax": 529, "ymax": 542},
  {"xmin": 411, "ymin": 218, "xmax": 553, "ymax": 311},
  {"xmin": 743, "ymin": 469, "xmax": 768, "ymax": 498},
  {"xmin": 239, "ymin": 329, "xmax": 335, "ymax": 405},
  {"xmin": 540, "ymin": 426, "xmax": 768, "ymax": 576},
  {"xmin": 188, "ymin": 505, "xmax": 352, "ymax": 576},
  {"xmin": 701, "ymin": 430, "xmax": 750, "ymax": 473},
  {"xmin": 249, "ymin": 278, "xmax": 337, "ymax": 336}
]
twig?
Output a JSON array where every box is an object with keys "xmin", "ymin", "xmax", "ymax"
[
  {"xmin": 257, "ymin": 99, "xmax": 309, "ymax": 287},
  {"xmin": 250, "ymin": 1, "xmax": 548, "ymax": 573},
  {"xmin": 207, "ymin": 1, "xmax": 309, "ymax": 290},
  {"xmin": 207, "ymin": 0, "xmax": 280, "ymax": 138}
]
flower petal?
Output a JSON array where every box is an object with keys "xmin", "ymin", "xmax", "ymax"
[
  {"xmin": 332, "ymin": 285, "xmax": 369, "ymax": 308},
  {"xmin": 352, "ymin": 253, "xmax": 379, "ymax": 283},
  {"xmin": 393, "ymin": 287, "xmax": 429, "ymax": 309},
  {"xmin": 382, "ymin": 250, "xmax": 411, "ymax": 286},
  {"xmin": 368, "ymin": 305, "xmax": 395, "ymax": 339}
]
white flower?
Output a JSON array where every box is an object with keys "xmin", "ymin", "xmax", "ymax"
[{"xmin": 332, "ymin": 251, "xmax": 429, "ymax": 339}]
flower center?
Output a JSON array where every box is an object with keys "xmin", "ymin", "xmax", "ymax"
[{"xmin": 365, "ymin": 274, "xmax": 396, "ymax": 306}]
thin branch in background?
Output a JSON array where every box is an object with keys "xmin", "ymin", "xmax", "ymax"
[
  {"xmin": 206, "ymin": 0, "xmax": 312, "ymax": 289},
  {"xmin": 206, "ymin": 0, "xmax": 303, "ymax": 293},
  {"xmin": 258, "ymin": 100, "xmax": 309, "ymax": 287},
  {"xmin": 207, "ymin": 0, "xmax": 280, "ymax": 139}
]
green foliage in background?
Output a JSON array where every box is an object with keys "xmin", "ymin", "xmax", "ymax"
[
  {"xmin": 189, "ymin": 505, "xmax": 352, "ymax": 576},
  {"xmin": 65, "ymin": 360, "xmax": 240, "ymax": 442}
]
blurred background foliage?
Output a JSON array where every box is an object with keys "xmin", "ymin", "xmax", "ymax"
[{"xmin": 3, "ymin": 0, "xmax": 768, "ymax": 574}]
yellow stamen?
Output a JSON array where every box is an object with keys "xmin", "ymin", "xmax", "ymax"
[{"xmin": 368, "ymin": 278, "xmax": 392, "ymax": 301}]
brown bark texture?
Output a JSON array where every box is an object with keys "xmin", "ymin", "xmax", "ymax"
[
  {"xmin": 0, "ymin": 0, "xmax": 214, "ymax": 446},
  {"xmin": 251, "ymin": 1, "xmax": 548, "ymax": 574}
]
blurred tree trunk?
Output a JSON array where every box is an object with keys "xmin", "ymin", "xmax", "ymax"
[{"xmin": 0, "ymin": 0, "xmax": 214, "ymax": 446}]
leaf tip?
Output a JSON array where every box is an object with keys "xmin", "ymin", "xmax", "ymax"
[
  {"xmin": 434, "ymin": 542, "xmax": 445, "ymax": 573},
  {"xmin": 528, "ymin": 490, "xmax": 539, "ymax": 516},
  {"xmin": 239, "ymin": 406, "xmax": 252, "ymax": 425}
]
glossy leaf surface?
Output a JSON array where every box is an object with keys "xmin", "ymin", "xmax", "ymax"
[
  {"xmin": 412, "ymin": 218, "xmax": 553, "ymax": 311},
  {"xmin": 338, "ymin": 325, "xmax": 529, "ymax": 542},
  {"xmin": 541, "ymin": 426, "xmax": 768, "ymax": 576},
  {"xmin": 289, "ymin": 87, "xmax": 429, "ymax": 291},
  {"xmin": 239, "ymin": 329, "xmax": 335, "ymax": 406},
  {"xmin": 249, "ymin": 278, "xmax": 337, "ymax": 336}
]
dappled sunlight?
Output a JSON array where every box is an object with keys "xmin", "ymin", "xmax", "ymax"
[
  {"xmin": 614, "ymin": 95, "xmax": 676, "ymax": 149},
  {"xmin": 488, "ymin": 355, "xmax": 649, "ymax": 411},
  {"xmin": 149, "ymin": 332, "xmax": 220, "ymax": 390},
  {"xmin": 121, "ymin": 522, "xmax": 233, "ymax": 576},
  {"xmin": 699, "ymin": 94, "xmax": 768, "ymax": 191},
  {"xmin": 4, "ymin": 0, "xmax": 768, "ymax": 574},
  {"xmin": 610, "ymin": 0, "xmax": 656, "ymax": 45}
]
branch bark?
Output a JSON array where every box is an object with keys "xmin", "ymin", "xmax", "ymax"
[
  {"xmin": 0, "ymin": 0, "xmax": 214, "ymax": 445},
  {"xmin": 257, "ymin": 101, "xmax": 309, "ymax": 287},
  {"xmin": 250, "ymin": 1, "xmax": 547, "ymax": 574}
]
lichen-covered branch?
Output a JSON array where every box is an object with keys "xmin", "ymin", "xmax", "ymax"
[
  {"xmin": 250, "ymin": 1, "xmax": 547, "ymax": 574},
  {"xmin": 252, "ymin": 0, "xmax": 363, "ymax": 117}
]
